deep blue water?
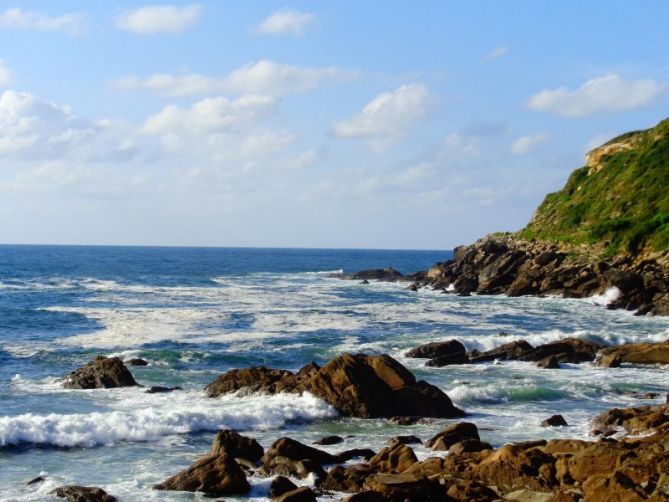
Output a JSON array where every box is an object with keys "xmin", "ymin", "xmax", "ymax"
[{"xmin": 1, "ymin": 245, "xmax": 668, "ymax": 501}]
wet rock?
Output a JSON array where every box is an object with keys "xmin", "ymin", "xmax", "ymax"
[
  {"xmin": 337, "ymin": 448, "xmax": 376, "ymax": 462},
  {"xmin": 273, "ymin": 486, "xmax": 317, "ymax": 502},
  {"xmin": 592, "ymin": 403, "xmax": 669, "ymax": 433},
  {"xmin": 145, "ymin": 385, "xmax": 181, "ymax": 393},
  {"xmin": 468, "ymin": 340, "xmax": 534, "ymax": 363},
  {"xmin": 314, "ymin": 435, "xmax": 344, "ymax": 445},
  {"xmin": 63, "ymin": 356, "xmax": 138, "ymax": 389},
  {"xmin": 351, "ymin": 268, "xmax": 404, "ymax": 282},
  {"xmin": 262, "ymin": 437, "xmax": 339, "ymax": 466},
  {"xmin": 211, "ymin": 429, "xmax": 264, "ymax": 462},
  {"xmin": 269, "ymin": 476, "xmax": 297, "ymax": 498},
  {"xmin": 126, "ymin": 358, "xmax": 148, "ymax": 366},
  {"xmin": 205, "ymin": 353, "xmax": 464, "ymax": 419},
  {"xmin": 360, "ymin": 279, "xmax": 370, "ymax": 284},
  {"xmin": 388, "ymin": 416, "xmax": 422, "ymax": 426},
  {"xmin": 541, "ymin": 415, "xmax": 568, "ymax": 427},
  {"xmin": 363, "ymin": 474, "xmax": 446, "ymax": 501},
  {"xmin": 154, "ymin": 453, "xmax": 250, "ymax": 496},
  {"xmin": 407, "ymin": 283, "xmax": 418, "ymax": 291},
  {"xmin": 388, "ymin": 435, "xmax": 421, "ymax": 446},
  {"xmin": 595, "ymin": 353, "xmax": 622, "ymax": 368},
  {"xmin": 343, "ymin": 491, "xmax": 387, "ymax": 502},
  {"xmin": 319, "ymin": 464, "xmax": 374, "ymax": 493},
  {"xmin": 536, "ymin": 356, "xmax": 560, "ymax": 369},
  {"xmin": 425, "ymin": 352, "xmax": 469, "ymax": 367},
  {"xmin": 52, "ymin": 486, "xmax": 116, "ymax": 502},
  {"xmin": 26, "ymin": 476, "xmax": 45, "ymax": 485},
  {"xmin": 426, "ymin": 421, "xmax": 480, "ymax": 450},
  {"xmin": 598, "ymin": 340, "xmax": 669, "ymax": 365},
  {"xmin": 448, "ymin": 439, "xmax": 492, "ymax": 455},
  {"xmin": 518, "ymin": 337, "xmax": 602, "ymax": 364},
  {"xmin": 405, "ymin": 339, "xmax": 466, "ymax": 359},
  {"xmin": 367, "ymin": 442, "xmax": 418, "ymax": 473}
]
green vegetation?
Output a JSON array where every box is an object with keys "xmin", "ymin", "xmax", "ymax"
[{"xmin": 519, "ymin": 118, "xmax": 669, "ymax": 255}]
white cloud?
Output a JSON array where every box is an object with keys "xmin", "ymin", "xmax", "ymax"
[
  {"xmin": 332, "ymin": 84, "xmax": 431, "ymax": 144},
  {"xmin": 526, "ymin": 74, "xmax": 665, "ymax": 117},
  {"xmin": 116, "ymin": 60, "xmax": 356, "ymax": 97},
  {"xmin": 510, "ymin": 132, "xmax": 549, "ymax": 155},
  {"xmin": 256, "ymin": 8, "xmax": 315, "ymax": 36},
  {"xmin": 0, "ymin": 7, "xmax": 85, "ymax": 35},
  {"xmin": 485, "ymin": 46, "xmax": 509, "ymax": 61},
  {"xmin": 0, "ymin": 60, "xmax": 11, "ymax": 87},
  {"xmin": 115, "ymin": 4, "xmax": 201, "ymax": 35}
]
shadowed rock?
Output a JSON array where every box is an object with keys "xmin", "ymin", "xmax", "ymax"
[
  {"xmin": 52, "ymin": 486, "xmax": 116, "ymax": 502},
  {"xmin": 405, "ymin": 339, "xmax": 466, "ymax": 359},
  {"xmin": 426, "ymin": 422, "xmax": 480, "ymax": 451},
  {"xmin": 211, "ymin": 429, "xmax": 264, "ymax": 462},
  {"xmin": 63, "ymin": 356, "xmax": 137, "ymax": 389}
]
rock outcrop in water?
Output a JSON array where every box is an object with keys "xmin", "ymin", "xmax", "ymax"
[
  {"xmin": 52, "ymin": 485, "xmax": 116, "ymax": 502},
  {"xmin": 63, "ymin": 356, "xmax": 138, "ymax": 389},
  {"xmin": 205, "ymin": 353, "xmax": 465, "ymax": 419},
  {"xmin": 597, "ymin": 339, "xmax": 669, "ymax": 365}
]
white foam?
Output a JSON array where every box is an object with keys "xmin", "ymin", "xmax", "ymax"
[
  {"xmin": 589, "ymin": 286, "xmax": 622, "ymax": 306},
  {"xmin": 0, "ymin": 390, "xmax": 336, "ymax": 448}
]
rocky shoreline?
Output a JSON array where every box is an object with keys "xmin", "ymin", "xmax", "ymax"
[{"xmin": 43, "ymin": 341, "xmax": 669, "ymax": 501}]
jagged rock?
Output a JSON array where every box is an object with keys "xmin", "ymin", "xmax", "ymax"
[
  {"xmin": 363, "ymin": 474, "xmax": 446, "ymax": 501},
  {"xmin": 126, "ymin": 358, "xmax": 148, "ymax": 366},
  {"xmin": 582, "ymin": 471, "xmax": 648, "ymax": 502},
  {"xmin": 536, "ymin": 356, "xmax": 560, "ymax": 369},
  {"xmin": 468, "ymin": 340, "xmax": 534, "ymax": 363},
  {"xmin": 314, "ymin": 435, "xmax": 344, "ymax": 445},
  {"xmin": 52, "ymin": 486, "xmax": 116, "ymax": 502},
  {"xmin": 542, "ymin": 415, "xmax": 568, "ymax": 427},
  {"xmin": 598, "ymin": 340, "xmax": 669, "ymax": 365},
  {"xmin": 63, "ymin": 356, "xmax": 138, "ymax": 389},
  {"xmin": 592, "ymin": 403, "xmax": 669, "ymax": 433},
  {"xmin": 367, "ymin": 442, "xmax": 418, "ymax": 474},
  {"xmin": 425, "ymin": 352, "xmax": 469, "ymax": 367},
  {"xmin": 154, "ymin": 453, "xmax": 250, "ymax": 496},
  {"xmin": 319, "ymin": 464, "xmax": 375, "ymax": 493},
  {"xmin": 389, "ymin": 435, "xmax": 421, "ymax": 446},
  {"xmin": 205, "ymin": 353, "xmax": 465, "ymax": 419},
  {"xmin": 518, "ymin": 338, "xmax": 602, "ymax": 364},
  {"xmin": 405, "ymin": 339, "xmax": 466, "ymax": 359},
  {"xmin": 269, "ymin": 476, "xmax": 298, "ymax": 498},
  {"xmin": 448, "ymin": 439, "xmax": 492, "ymax": 454},
  {"xmin": 337, "ymin": 448, "xmax": 376, "ymax": 462},
  {"xmin": 273, "ymin": 486, "xmax": 317, "ymax": 502},
  {"xmin": 211, "ymin": 429, "xmax": 264, "ymax": 462},
  {"xmin": 426, "ymin": 422, "xmax": 480, "ymax": 451},
  {"xmin": 262, "ymin": 437, "xmax": 340, "ymax": 466},
  {"xmin": 343, "ymin": 491, "xmax": 387, "ymax": 502}
]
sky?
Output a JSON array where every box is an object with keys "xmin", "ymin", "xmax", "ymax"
[{"xmin": 0, "ymin": 1, "xmax": 668, "ymax": 249}]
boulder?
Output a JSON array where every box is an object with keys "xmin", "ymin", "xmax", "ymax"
[
  {"xmin": 154, "ymin": 453, "xmax": 250, "ymax": 496},
  {"xmin": 52, "ymin": 486, "xmax": 116, "ymax": 502},
  {"xmin": 389, "ymin": 435, "xmax": 421, "ymax": 446},
  {"xmin": 389, "ymin": 416, "xmax": 422, "ymax": 426},
  {"xmin": 592, "ymin": 403, "xmax": 669, "ymax": 433},
  {"xmin": 261, "ymin": 437, "xmax": 339, "ymax": 466},
  {"xmin": 518, "ymin": 338, "xmax": 602, "ymax": 364},
  {"xmin": 468, "ymin": 340, "xmax": 533, "ymax": 363},
  {"xmin": 536, "ymin": 356, "xmax": 560, "ymax": 369},
  {"xmin": 541, "ymin": 415, "xmax": 568, "ymax": 427},
  {"xmin": 426, "ymin": 422, "xmax": 480, "ymax": 450},
  {"xmin": 63, "ymin": 356, "xmax": 138, "ymax": 389},
  {"xmin": 314, "ymin": 435, "xmax": 344, "ymax": 445},
  {"xmin": 351, "ymin": 268, "xmax": 404, "ymax": 282},
  {"xmin": 598, "ymin": 340, "xmax": 669, "ymax": 365},
  {"xmin": 595, "ymin": 353, "xmax": 622, "ymax": 368},
  {"xmin": 205, "ymin": 367, "xmax": 296, "ymax": 397},
  {"xmin": 126, "ymin": 358, "xmax": 148, "ymax": 366},
  {"xmin": 367, "ymin": 442, "xmax": 418, "ymax": 474},
  {"xmin": 448, "ymin": 439, "xmax": 492, "ymax": 455},
  {"xmin": 145, "ymin": 385, "xmax": 181, "ymax": 393},
  {"xmin": 273, "ymin": 486, "xmax": 317, "ymax": 502},
  {"xmin": 582, "ymin": 471, "xmax": 648, "ymax": 502},
  {"xmin": 425, "ymin": 352, "xmax": 469, "ymax": 367},
  {"xmin": 211, "ymin": 429, "xmax": 264, "ymax": 462},
  {"xmin": 363, "ymin": 474, "xmax": 447, "ymax": 501},
  {"xmin": 343, "ymin": 491, "xmax": 388, "ymax": 502},
  {"xmin": 269, "ymin": 476, "xmax": 298, "ymax": 498},
  {"xmin": 405, "ymin": 339, "xmax": 466, "ymax": 359}
]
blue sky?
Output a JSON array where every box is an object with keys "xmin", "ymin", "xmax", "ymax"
[{"xmin": 0, "ymin": 1, "xmax": 668, "ymax": 249}]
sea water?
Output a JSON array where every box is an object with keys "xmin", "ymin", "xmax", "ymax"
[{"xmin": 1, "ymin": 245, "xmax": 668, "ymax": 501}]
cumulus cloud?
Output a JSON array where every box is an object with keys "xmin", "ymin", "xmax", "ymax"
[
  {"xmin": 526, "ymin": 74, "xmax": 665, "ymax": 117},
  {"xmin": 116, "ymin": 60, "xmax": 356, "ymax": 98},
  {"xmin": 485, "ymin": 46, "xmax": 509, "ymax": 61},
  {"xmin": 332, "ymin": 84, "xmax": 431, "ymax": 145},
  {"xmin": 256, "ymin": 8, "xmax": 315, "ymax": 36},
  {"xmin": 115, "ymin": 4, "xmax": 201, "ymax": 35},
  {"xmin": 510, "ymin": 133, "xmax": 549, "ymax": 155},
  {"xmin": 0, "ymin": 60, "xmax": 11, "ymax": 87},
  {"xmin": 0, "ymin": 7, "xmax": 85, "ymax": 35}
]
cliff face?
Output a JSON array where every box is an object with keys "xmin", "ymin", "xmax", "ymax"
[
  {"xmin": 520, "ymin": 118, "xmax": 669, "ymax": 260},
  {"xmin": 421, "ymin": 119, "xmax": 669, "ymax": 315}
]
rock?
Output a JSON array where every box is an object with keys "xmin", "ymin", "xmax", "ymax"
[
  {"xmin": 211, "ymin": 429, "xmax": 264, "ymax": 462},
  {"xmin": 343, "ymin": 491, "xmax": 388, "ymax": 502},
  {"xmin": 363, "ymin": 474, "xmax": 446, "ymax": 501},
  {"xmin": 468, "ymin": 340, "xmax": 535, "ymax": 363},
  {"xmin": 337, "ymin": 448, "xmax": 376, "ymax": 462},
  {"xmin": 52, "ymin": 486, "xmax": 116, "ymax": 502},
  {"xmin": 388, "ymin": 416, "xmax": 422, "ymax": 426},
  {"xmin": 592, "ymin": 403, "xmax": 669, "ymax": 433},
  {"xmin": 388, "ymin": 435, "xmax": 421, "ymax": 446},
  {"xmin": 351, "ymin": 268, "xmax": 404, "ymax": 282},
  {"xmin": 314, "ymin": 435, "xmax": 344, "ymax": 445},
  {"xmin": 154, "ymin": 453, "xmax": 250, "ymax": 496},
  {"xmin": 407, "ymin": 283, "xmax": 418, "ymax": 291},
  {"xmin": 448, "ymin": 439, "xmax": 492, "ymax": 455},
  {"xmin": 541, "ymin": 415, "xmax": 568, "ymax": 427},
  {"xmin": 445, "ymin": 478, "xmax": 499, "ymax": 501},
  {"xmin": 319, "ymin": 464, "xmax": 374, "ymax": 493},
  {"xmin": 126, "ymin": 358, "xmax": 148, "ymax": 366},
  {"xmin": 26, "ymin": 476, "xmax": 45, "ymax": 485},
  {"xmin": 205, "ymin": 354, "xmax": 464, "ymax": 419},
  {"xmin": 269, "ymin": 476, "xmax": 298, "ymax": 498},
  {"xmin": 536, "ymin": 356, "xmax": 560, "ymax": 369},
  {"xmin": 598, "ymin": 340, "xmax": 669, "ymax": 365},
  {"xmin": 145, "ymin": 385, "xmax": 181, "ymax": 393},
  {"xmin": 261, "ymin": 437, "xmax": 339, "ymax": 466},
  {"xmin": 582, "ymin": 471, "xmax": 648, "ymax": 502},
  {"xmin": 405, "ymin": 339, "xmax": 466, "ymax": 359},
  {"xmin": 63, "ymin": 356, "xmax": 138, "ymax": 389},
  {"xmin": 360, "ymin": 279, "xmax": 370, "ymax": 284},
  {"xmin": 426, "ymin": 422, "xmax": 480, "ymax": 450},
  {"xmin": 367, "ymin": 442, "xmax": 418, "ymax": 473},
  {"xmin": 518, "ymin": 337, "xmax": 602, "ymax": 364},
  {"xmin": 273, "ymin": 486, "xmax": 317, "ymax": 502},
  {"xmin": 595, "ymin": 353, "xmax": 622, "ymax": 368},
  {"xmin": 425, "ymin": 352, "xmax": 469, "ymax": 367}
]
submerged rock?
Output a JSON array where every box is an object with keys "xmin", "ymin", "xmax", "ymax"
[
  {"xmin": 205, "ymin": 353, "xmax": 465, "ymax": 419},
  {"xmin": 63, "ymin": 356, "xmax": 138, "ymax": 389},
  {"xmin": 52, "ymin": 486, "xmax": 116, "ymax": 502}
]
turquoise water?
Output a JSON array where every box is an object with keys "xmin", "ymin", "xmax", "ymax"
[{"xmin": 1, "ymin": 245, "xmax": 668, "ymax": 501}]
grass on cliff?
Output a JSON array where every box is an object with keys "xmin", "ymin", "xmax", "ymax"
[{"xmin": 519, "ymin": 118, "xmax": 669, "ymax": 256}]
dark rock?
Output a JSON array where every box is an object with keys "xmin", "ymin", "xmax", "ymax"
[
  {"xmin": 336, "ymin": 448, "xmax": 376, "ymax": 462},
  {"xmin": 518, "ymin": 337, "xmax": 602, "ymax": 364},
  {"xmin": 596, "ymin": 353, "xmax": 622, "ymax": 368},
  {"xmin": 352, "ymin": 268, "xmax": 404, "ymax": 282},
  {"xmin": 598, "ymin": 340, "xmax": 669, "ymax": 365},
  {"xmin": 536, "ymin": 355, "xmax": 560, "ymax": 369},
  {"xmin": 448, "ymin": 439, "xmax": 492, "ymax": 455},
  {"xmin": 261, "ymin": 437, "xmax": 339, "ymax": 466},
  {"xmin": 26, "ymin": 476, "xmax": 45, "ymax": 485},
  {"xmin": 360, "ymin": 279, "xmax": 370, "ymax": 284},
  {"xmin": 211, "ymin": 429, "xmax": 264, "ymax": 462},
  {"xmin": 407, "ymin": 283, "xmax": 418, "ymax": 291},
  {"xmin": 273, "ymin": 486, "xmax": 317, "ymax": 502},
  {"xmin": 343, "ymin": 491, "xmax": 388, "ymax": 502},
  {"xmin": 368, "ymin": 442, "xmax": 418, "ymax": 473},
  {"xmin": 126, "ymin": 358, "xmax": 148, "ymax": 366},
  {"xmin": 468, "ymin": 340, "xmax": 533, "ymax": 363},
  {"xmin": 63, "ymin": 356, "xmax": 138, "ymax": 389},
  {"xmin": 389, "ymin": 435, "xmax": 421, "ymax": 445},
  {"xmin": 154, "ymin": 453, "xmax": 250, "ymax": 496},
  {"xmin": 388, "ymin": 416, "xmax": 422, "ymax": 426},
  {"xmin": 314, "ymin": 435, "xmax": 344, "ymax": 445},
  {"xmin": 269, "ymin": 476, "xmax": 297, "ymax": 498},
  {"xmin": 406, "ymin": 339, "xmax": 466, "ymax": 359},
  {"xmin": 425, "ymin": 352, "xmax": 469, "ymax": 367},
  {"xmin": 146, "ymin": 385, "xmax": 181, "ymax": 393},
  {"xmin": 205, "ymin": 366, "xmax": 296, "ymax": 397},
  {"xmin": 541, "ymin": 414, "xmax": 568, "ymax": 427},
  {"xmin": 52, "ymin": 486, "xmax": 116, "ymax": 502},
  {"xmin": 426, "ymin": 422, "xmax": 480, "ymax": 450}
]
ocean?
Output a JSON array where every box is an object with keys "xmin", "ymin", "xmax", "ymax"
[{"xmin": 1, "ymin": 245, "xmax": 668, "ymax": 501}]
